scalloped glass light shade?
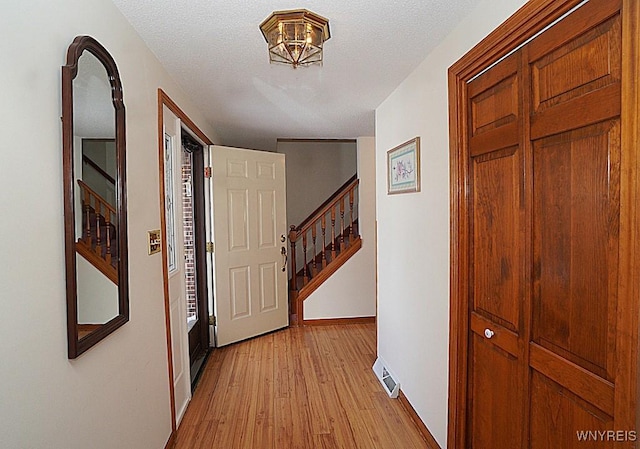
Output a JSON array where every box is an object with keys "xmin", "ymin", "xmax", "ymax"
[{"xmin": 260, "ymin": 9, "xmax": 330, "ymax": 68}]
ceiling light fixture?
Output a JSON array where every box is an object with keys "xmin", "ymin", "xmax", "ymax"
[{"xmin": 259, "ymin": 9, "xmax": 331, "ymax": 68}]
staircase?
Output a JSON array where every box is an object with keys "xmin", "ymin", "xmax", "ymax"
[
  {"xmin": 288, "ymin": 175, "xmax": 362, "ymax": 325},
  {"xmin": 76, "ymin": 179, "xmax": 118, "ymax": 284}
]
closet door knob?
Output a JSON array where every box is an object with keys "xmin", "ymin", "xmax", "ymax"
[{"xmin": 484, "ymin": 328, "xmax": 495, "ymax": 339}]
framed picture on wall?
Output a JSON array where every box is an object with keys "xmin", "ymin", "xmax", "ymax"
[{"xmin": 387, "ymin": 137, "xmax": 420, "ymax": 194}]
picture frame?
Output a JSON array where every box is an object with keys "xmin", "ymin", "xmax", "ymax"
[{"xmin": 387, "ymin": 137, "xmax": 420, "ymax": 194}]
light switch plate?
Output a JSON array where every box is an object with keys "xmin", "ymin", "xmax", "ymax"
[{"xmin": 148, "ymin": 230, "xmax": 161, "ymax": 255}]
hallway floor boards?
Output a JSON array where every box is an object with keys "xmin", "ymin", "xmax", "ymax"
[{"xmin": 172, "ymin": 323, "xmax": 431, "ymax": 448}]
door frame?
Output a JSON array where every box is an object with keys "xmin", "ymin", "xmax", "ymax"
[
  {"xmin": 447, "ymin": 0, "xmax": 640, "ymax": 447},
  {"xmin": 157, "ymin": 89, "xmax": 214, "ymax": 436}
]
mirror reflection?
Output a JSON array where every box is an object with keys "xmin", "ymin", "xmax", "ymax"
[{"xmin": 73, "ymin": 52, "xmax": 119, "ymax": 338}]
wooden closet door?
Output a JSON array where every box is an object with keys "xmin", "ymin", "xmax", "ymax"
[
  {"xmin": 466, "ymin": 51, "xmax": 526, "ymax": 448},
  {"xmin": 464, "ymin": 1, "xmax": 628, "ymax": 447},
  {"xmin": 527, "ymin": 2, "xmax": 624, "ymax": 447}
]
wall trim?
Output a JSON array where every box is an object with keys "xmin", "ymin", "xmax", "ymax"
[
  {"xmin": 302, "ymin": 316, "xmax": 375, "ymax": 326},
  {"xmin": 277, "ymin": 138, "xmax": 356, "ymax": 144},
  {"xmin": 398, "ymin": 391, "xmax": 442, "ymax": 449}
]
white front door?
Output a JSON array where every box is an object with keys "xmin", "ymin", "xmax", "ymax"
[
  {"xmin": 162, "ymin": 106, "xmax": 191, "ymax": 425},
  {"xmin": 210, "ymin": 145, "xmax": 289, "ymax": 346}
]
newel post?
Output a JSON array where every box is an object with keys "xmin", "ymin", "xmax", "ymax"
[{"xmin": 288, "ymin": 225, "xmax": 298, "ymax": 291}]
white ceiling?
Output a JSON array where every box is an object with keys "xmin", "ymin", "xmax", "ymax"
[{"xmin": 111, "ymin": 0, "xmax": 481, "ymax": 151}]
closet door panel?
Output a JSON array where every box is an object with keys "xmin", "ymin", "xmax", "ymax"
[
  {"xmin": 472, "ymin": 148, "xmax": 522, "ymax": 331},
  {"xmin": 532, "ymin": 121, "xmax": 620, "ymax": 380},
  {"xmin": 469, "ymin": 333, "xmax": 522, "ymax": 448},
  {"xmin": 529, "ymin": 371, "xmax": 613, "ymax": 449},
  {"xmin": 466, "ymin": 51, "xmax": 526, "ymax": 448},
  {"xmin": 530, "ymin": 10, "xmax": 621, "ymax": 141},
  {"xmin": 527, "ymin": 2, "xmax": 623, "ymax": 439},
  {"xmin": 469, "ymin": 53, "xmax": 520, "ymax": 157}
]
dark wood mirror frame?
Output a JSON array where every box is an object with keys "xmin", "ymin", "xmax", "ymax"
[{"xmin": 62, "ymin": 36, "xmax": 129, "ymax": 359}]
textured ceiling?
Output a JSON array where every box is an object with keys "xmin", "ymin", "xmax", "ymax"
[{"xmin": 111, "ymin": 0, "xmax": 481, "ymax": 151}]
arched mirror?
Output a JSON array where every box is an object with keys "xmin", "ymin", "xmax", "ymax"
[{"xmin": 62, "ymin": 36, "xmax": 128, "ymax": 359}]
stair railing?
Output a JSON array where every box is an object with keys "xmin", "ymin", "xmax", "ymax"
[
  {"xmin": 82, "ymin": 154, "xmax": 116, "ymax": 208},
  {"xmin": 82, "ymin": 154, "xmax": 116, "ymax": 186},
  {"xmin": 77, "ymin": 179, "xmax": 117, "ymax": 269},
  {"xmin": 288, "ymin": 175, "xmax": 359, "ymax": 293}
]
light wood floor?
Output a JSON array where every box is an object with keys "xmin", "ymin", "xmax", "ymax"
[{"xmin": 172, "ymin": 323, "xmax": 431, "ymax": 449}]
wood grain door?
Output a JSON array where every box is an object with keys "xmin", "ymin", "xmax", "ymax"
[
  {"xmin": 467, "ymin": 49, "xmax": 526, "ymax": 448},
  {"xmin": 527, "ymin": 3, "xmax": 623, "ymax": 447},
  {"xmin": 463, "ymin": 1, "xmax": 630, "ymax": 447}
]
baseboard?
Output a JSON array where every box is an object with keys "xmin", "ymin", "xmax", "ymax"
[
  {"xmin": 164, "ymin": 430, "xmax": 176, "ymax": 449},
  {"xmin": 302, "ymin": 316, "xmax": 376, "ymax": 326},
  {"xmin": 398, "ymin": 391, "xmax": 442, "ymax": 449}
]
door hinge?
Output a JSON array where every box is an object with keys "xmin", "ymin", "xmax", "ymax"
[
  {"xmin": 206, "ymin": 241, "xmax": 215, "ymax": 253},
  {"xmin": 204, "ymin": 166, "xmax": 212, "ymax": 178},
  {"xmin": 209, "ymin": 315, "xmax": 216, "ymax": 325}
]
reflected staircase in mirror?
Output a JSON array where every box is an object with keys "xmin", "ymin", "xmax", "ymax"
[
  {"xmin": 76, "ymin": 179, "xmax": 118, "ymax": 284},
  {"xmin": 288, "ymin": 175, "xmax": 361, "ymax": 325}
]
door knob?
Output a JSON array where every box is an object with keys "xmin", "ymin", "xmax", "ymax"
[{"xmin": 484, "ymin": 328, "xmax": 495, "ymax": 339}]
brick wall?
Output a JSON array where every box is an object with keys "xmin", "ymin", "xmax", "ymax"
[{"xmin": 182, "ymin": 148, "xmax": 197, "ymax": 320}]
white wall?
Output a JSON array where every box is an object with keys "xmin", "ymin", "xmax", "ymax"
[
  {"xmin": 76, "ymin": 254, "xmax": 119, "ymax": 324},
  {"xmin": 0, "ymin": 1, "xmax": 218, "ymax": 448},
  {"xmin": 374, "ymin": 0, "xmax": 527, "ymax": 446},
  {"xmin": 277, "ymin": 140, "xmax": 357, "ymax": 227},
  {"xmin": 304, "ymin": 137, "xmax": 377, "ymax": 320}
]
